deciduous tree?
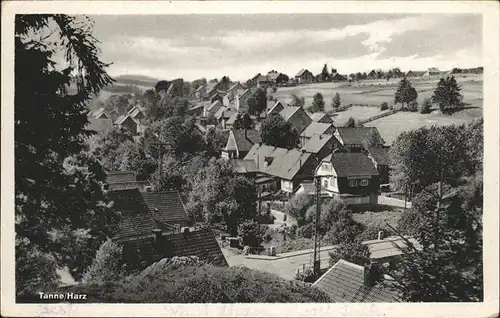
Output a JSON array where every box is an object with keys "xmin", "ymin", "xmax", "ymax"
[
  {"xmin": 260, "ymin": 113, "xmax": 300, "ymax": 149},
  {"xmin": 394, "ymin": 78, "xmax": 418, "ymax": 109},
  {"xmin": 332, "ymin": 93, "xmax": 341, "ymax": 108},
  {"xmin": 247, "ymin": 88, "xmax": 267, "ymax": 116},
  {"xmin": 432, "ymin": 76, "xmax": 463, "ymax": 112}
]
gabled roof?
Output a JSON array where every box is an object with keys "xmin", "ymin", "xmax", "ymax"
[
  {"xmin": 301, "ymin": 134, "xmax": 336, "ymax": 154},
  {"xmin": 325, "ymin": 152, "xmax": 379, "ymax": 177},
  {"xmin": 121, "ymin": 228, "xmax": 228, "ymax": 270},
  {"xmin": 128, "ymin": 106, "xmax": 145, "ymax": 119},
  {"xmin": 195, "ymin": 84, "xmax": 206, "ymax": 93},
  {"xmin": 225, "ymin": 112, "xmax": 240, "ymax": 126},
  {"xmin": 226, "ymin": 129, "xmax": 262, "ymax": 152},
  {"xmin": 109, "ymin": 188, "xmax": 158, "ymax": 240},
  {"xmin": 236, "ymin": 88, "xmax": 251, "ymax": 99},
  {"xmin": 244, "ymin": 144, "xmax": 314, "ymax": 180},
  {"xmin": 300, "ymin": 122, "xmax": 334, "ymax": 138},
  {"xmin": 230, "ymin": 159, "xmax": 258, "ymax": 174},
  {"xmin": 312, "ymin": 259, "xmax": 400, "ymax": 302},
  {"xmin": 214, "ymin": 106, "xmax": 228, "ymax": 120},
  {"xmin": 279, "ymin": 106, "xmax": 302, "ymax": 122},
  {"xmin": 362, "ymin": 236, "xmax": 422, "ymax": 261},
  {"xmin": 141, "ymin": 191, "xmax": 188, "ymax": 225},
  {"xmin": 115, "ymin": 114, "xmax": 139, "ymax": 126},
  {"xmin": 331, "ymin": 73, "xmax": 347, "ymax": 81},
  {"xmin": 208, "ymin": 100, "xmax": 223, "ymax": 112},
  {"xmin": 406, "ymin": 70, "xmax": 426, "ymax": 77},
  {"xmin": 228, "ymin": 82, "xmax": 243, "ymax": 92},
  {"xmin": 367, "ymin": 147, "xmax": 391, "ymax": 166},
  {"xmin": 107, "ymin": 171, "xmax": 136, "ymax": 184},
  {"xmin": 310, "ymin": 112, "xmax": 332, "ymax": 123},
  {"xmin": 335, "ymin": 127, "xmax": 384, "ymax": 146},
  {"xmin": 222, "ymin": 109, "xmax": 237, "ymax": 121},
  {"xmin": 295, "ymin": 69, "xmax": 310, "ymax": 77},
  {"xmin": 87, "ymin": 116, "xmax": 113, "ymax": 133},
  {"xmin": 267, "ymin": 100, "xmax": 286, "ymax": 114}
]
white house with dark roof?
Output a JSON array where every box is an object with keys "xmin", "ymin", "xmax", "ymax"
[
  {"xmin": 234, "ymin": 88, "xmax": 251, "ymax": 111},
  {"xmin": 315, "ymin": 152, "xmax": 380, "ymax": 206},
  {"xmin": 310, "ymin": 112, "xmax": 333, "ymax": 124}
]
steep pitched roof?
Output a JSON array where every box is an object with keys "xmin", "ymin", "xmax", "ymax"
[
  {"xmin": 230, "ymin": 159, "xmax": 258, "ymax": 174},
  {"xmin": 336, "ymin": 127, "xmax": 384, "ymax": 146},
  {"xmin": 228, "ymin": 82, "xmax": 243, "ymax": 92},
  {"xmin": 328, "ymin": 152, "xmax": 379, "ymax": 177},
  {"xmin": 267, "ymin": 100, "xmax": 286, "ymax": 114},
  {"xmin": 121, "ymin": 228, "xmax": 228, "ymax": 270},
  {"xmin": 279, "ymin": 106, "xmax": 301, "ymax": 121},
  {"xmin": 367, "ymin": 147, "xmax": 391, "ymax": 166},
  {"xmin": 226, "ymin": 129, "xmax": 262, "ymax": 152},
  {"xmin": 208, "ymin": 100, "xmax": 223, "ymax": 112},
  {"xmin": 87, "ymin": 116, "xmax": 113, "ymax": 134},
  {"xmin": 312, "ymin": 259, "xmax": 400, "ymax": 302},
  {"xmin": 295, "ymin": 69, "xmax": 310, "ymax": 77},
  {"xmin": 225, "ymin": 112, "xmax": 240, "ymax": 126},
  {"xmin": 301, "ymin": 134, "xmax": 335, "ymax": 154},
  {"xmin": 115, "ymin": 114, "xmax": 139, "ymax": 126},
  {"xmin": 362, "ymin": 236, "xmax": 422, "ymax": 261},
  {"xmin": 109, "ymin": 188, "xmax": 158, "ymax": 240},
  {"xmin": 107, "ymin": 171, "xmax": 136, "ymax": 184},
  {"xmin": 301, "ymin": 122, "xmax": 334, "ymax": 138},
  {"xmin": 214, "ymin": 106, "xmax": 228, "ymax": 120},
  {"xmin": 310, "ymin": 112, "xmax": 332, "ymax": 123},
  {"xmin": 141, "ymin": 191, "xmax": 188, "ymax": 225},
  {"xmin": 195, "ymin": 84, "xmax": 206, "ymax": 93}
]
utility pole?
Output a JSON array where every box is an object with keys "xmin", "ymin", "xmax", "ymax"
[{"xmin": 310, "ymin": 176, "xmax": 322, "ymax": 280}]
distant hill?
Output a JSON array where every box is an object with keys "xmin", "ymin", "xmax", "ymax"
[{"xmin": 112, "ymin": 74, "xmax": 160, "ymax": 87}]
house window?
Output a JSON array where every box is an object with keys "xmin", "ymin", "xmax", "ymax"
[
  {"xmin": 323, "ymin": 179, "xmax": 328, "ymax": 188},
  {"xmin": 349, "ymin": 179, "xmax": 357, "ymax": 187},
  {"xmin": 360, "ymin": 179, "xmax": 369, "ymax": 186}
]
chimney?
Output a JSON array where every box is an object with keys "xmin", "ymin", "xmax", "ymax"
[
  {"xmin": 378, "ymin": 230, "xmax": 384, "ymax": 240},
  {"xmin": 363, "ymin": 261, "xmax": 381, "ymax": 287},
  {"xmin": 152, "ymin": 229, "xmax": 163, "ymax": 247}
]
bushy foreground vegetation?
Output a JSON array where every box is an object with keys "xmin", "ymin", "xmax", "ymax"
[{"xmin": 61, "ymin": 263, "xmax": 331, "ymax": 303}]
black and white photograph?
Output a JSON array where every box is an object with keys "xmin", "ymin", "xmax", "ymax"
[{"xmin": 1, "ymin": 1, "xmax": 499, "ymax": 317}]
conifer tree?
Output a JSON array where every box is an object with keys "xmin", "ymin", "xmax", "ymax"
[
  {"xmin": 394, "ymin": 78, "xmax": 418, "ymax": 109},
  {"xmin": 432, "ymin": 76, "xmax": 463, "ymax": 112}
]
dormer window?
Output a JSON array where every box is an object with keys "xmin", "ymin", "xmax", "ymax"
[{"xmin": 360, "ymin": 179, "xmax": 369, "ymax": 186}]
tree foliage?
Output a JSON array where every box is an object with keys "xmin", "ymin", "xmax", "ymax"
[
  {"xmin": 15, "ymin": 14, "xmax": 118, "ymax": 296},
  {"xmin": 308, "ymin": 93, "xmax": 325, "ymax": 113},
  {"xmin": 81, "ymin": 239, "xmax": 125, "ymax": 285},
  {"xmin": 432, "ymin": 76, "xmax": 463, "ymax": 112},
  {"xmin": 247, "ymin": 88, "xmax": 267, "ymax": 116},
  {"xmin": 284, "ymin": 193, "xmax": 314, "ymax": 226},
  {"xmin": 394, "ymin": 78, "xmax": 418, "ymax": 109},
  {"xmin": 238, "ymin": 220, "xmax": 266, "ymax": 247},
  {"xmin": 290, "ymin": 94, "xmax": 305, "ymax": 108},
  {"xmin": 320, "ymin": 64, "xmax": 330, "ymax": 81},
  {"xmin": 388, "ymin": 172, "xmax": 483, "ymax": 302},
  {"xmin": 332, "ymin": 93, "xmax": 341, "ymax": 108},
  {"xmin": 345, "ymin": 117, "xmax": 363, "ymax": 128},
  {"xmin": 420, "ymin": 98, "xmax": 433, "ymax": 114},
  {"xmin": 233, "ymin": 112, "xmax": 253, "ymax": 130},
  {"xmin": 260, "ymin": 113, "xmax": 300, "ymax": 149},
  {"xmin": 389, "ymin": 122, "xmax": 482, "ymax": 194}
]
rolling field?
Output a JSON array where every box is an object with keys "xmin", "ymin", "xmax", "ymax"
[
  {"xmin": 273, "ymin": 75, "xmax": 483, "ymax": 110},
  {"xmin": 366, "ymin": 111, "xmax": 476, "ymax": 145}
]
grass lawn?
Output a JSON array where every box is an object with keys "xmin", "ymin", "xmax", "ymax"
[
  {"xmin": 352, "ymin": 210, "xmax": 402, "ymax": 232},
  {"xmin": 330, "ymin": 106, "xmax": 389, "ymax": 126},
  {"xmin": 366, "ymin": 111, "xmax": 478, "ymax": 145},
  {"xmin": 273, "ymin": 75, "xmax": 483, "ymax": 112}
]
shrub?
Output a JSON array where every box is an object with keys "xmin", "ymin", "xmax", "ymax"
[
  {"xmin": 328, "ymin": 240, "xmax": 370, "ymax": 267},
  {"xmin": 380, "ymin": 102, "xmax": 389, "ymax": 111},
  {"xmin": 297, "ymin": 223, "xmax": 314, "ymax": 238},
  {"xmin": 420, "ymin": 98, "xmax": 433, "ymax": 114},
  {"xmin": 237, "ymin": 219, "xmax": 266, "ymax": 247},
  {"xmin": 408, "ymin": 100, "xmax": 419, "ymax": 112},
  {"xmin": 81, "ymin": 239, "xmax": 126, "ymax": 285},
  {"xmin": 357, "ymin": 226, "xmax": 384, "ymax": 242},
  {"xmin": 284, "ymin": 194, "xmax": 313, "ymax": 226},
  {"xmin": 60, "ymin": 266, "xmax": 332, "ymax": 303}
]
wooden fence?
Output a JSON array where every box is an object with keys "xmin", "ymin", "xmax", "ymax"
[{"xmin": 359, "ymin": 109, "xmax": 399, "ymax": 124}]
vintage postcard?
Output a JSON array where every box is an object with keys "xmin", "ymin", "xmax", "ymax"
[{"xmin": 1, "ymin": 1, "xmax": 499, "ymax": 317}]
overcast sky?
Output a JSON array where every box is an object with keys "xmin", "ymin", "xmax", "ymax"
[{"xmin": 89, "ymin": 14, "xmax": 482, "ymax": 81}]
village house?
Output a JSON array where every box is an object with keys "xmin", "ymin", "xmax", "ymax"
[
  {"xmin": 121, "ymin": 227, "xmax": 228, "ymax": 272},
  {"xmin": 331, "ymin": 72, "xmax": 348, "ymax": 82},
  {"xmin": 195, "ymin": 84, "xmax": 209, "ymax": 101},
  {"xmin": 267, "ymin": 100, "xmax": 287, "ymax": 115},
  {"xmin": 234, "ymin": 89, "xmax": 252, "ymax": 111},
  {"xmin": 405, "ymin": 70, "xmax": 426, "ymax": 78},
  {"xmin": 248, "ymin": 73, "xmax": 262, "ymax": 87},
  {"xmin": 279, "ymin": 106, "xmax": 313, "ymax": 136},
  {"xmin": 312, "ymin": 259, "xmax": 400, "ymax": 302},
  {"xmin": 141, "ymin": 190, "xmax": 190, "ymax": 228},
  {"xmin": 204, "ymin": 100, "xmax": 223, "ymax": 118},
  {"xmin": 222, "ymin": 129, "xmax": 262, "ymax": 159},
  {"xmin": 300, "ymin": 134, "xmax": 342, "ymax": 161},
  {"xmin": 230, "ymin": 159, "xmax": 258, "ymax": 177},
  {"xmin": 334, "ymin": 127, "xmax": 385, "ymax": 152},
  {"xmin": 214, "ymin": 107, "xmax": 237, "ymax": 130},
  {"xmin": 87, "ymin": 109, "xmax": 114, "ymax": 134},
  {"xmin": 367, "ymin": 70, "xmax": 378, "ymax": 79},
  {"xmin": 105, "ymin": 171, "xmax": 151, "ymax": 192},
  {"xmin": 127, "ymin": 105, "xmax": 146, "ymax": 124},
  {"xmin": 300, "ymin": 122, "xmax": 336, "ymax": 146},
  {"xmin": 256, "ymin": 75, "xmax": 271, "ymax": 88},
  {"xmin": 309, "ymin": 112, "xmax": 333, "ymax": 124},
  {"xmin": 365, "ymin": 146, "xmax": 391, "ymax": 184},
  {"xmin": 244, "ymin": 144, "xmax": 319, "ymax": 195},
  {"xmin": 315, "ymin": 152, "xmax": 380, "ymax": 206},
  {"xmin": 294, "ymin": 69, "xmax": 314, "ymax": 84},
  {"xmin": 114, "ymin": 114, "xmax": 142, "ymax": 135},
  {"xmin": 186, "ymin": 104, "xmax": 204, "ymax": 117},
  {"xmin": 206, "ymin": 81, "xmax": 225, "ymax": 99},
  {"xmin": 424, "ymin": 67, "xmax": 441, "ymax": 77}
]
